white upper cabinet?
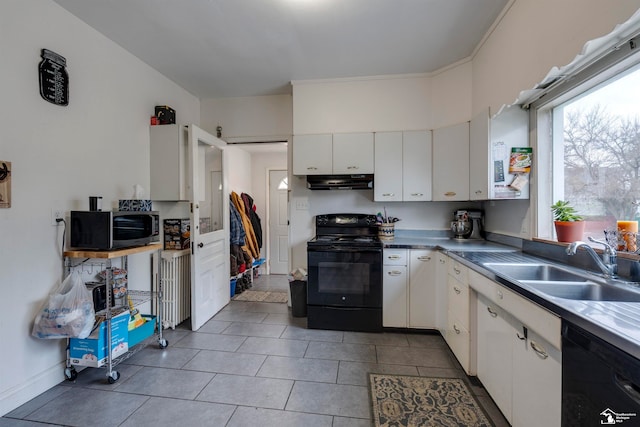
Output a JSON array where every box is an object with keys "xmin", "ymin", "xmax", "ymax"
[
  {"xmin": 332, "ymin": 132, "xmax": 374, "ymax": 174},
  {"xmin": 469, "ymin": 110, "xmax": 490, "ymax": 200},
  {"xmin": 292, "ymin": 134, "xmax": 333, "ymax": 175},
  {"xmin": 374, "ymin": 130, "xmax": 432, "ymax": 202},
  {"xmin": 469, "ymin": 107, "xmax": 529, "ymax": 200},
  {"xmin": 293, "ymin": 132, "xmax": 373, "ymax": 175},
  {"xmin": 374, "ymin": 132, "xmax": 403, "ymax": 201},
  {"xmin": 150, "ymin": 124, "xmax": 190, "ymax": 201},
  {"xmin": 432, "ymin": 122, "xmax": 470, "ymax": 201},
  {"xmin": 403, "ymin": 130, "xmax": 432, "ymax": 201}
]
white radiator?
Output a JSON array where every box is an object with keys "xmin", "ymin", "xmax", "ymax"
[{"xmin": 160, "ymin": 249, "xmax": 191, "ymax": 329}]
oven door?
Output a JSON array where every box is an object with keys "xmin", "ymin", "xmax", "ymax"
[{"xmin": 307, "ymin": 246, "xmax": 382, "ymax": 308}]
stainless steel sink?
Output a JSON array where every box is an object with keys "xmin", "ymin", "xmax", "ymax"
[
  {"xmin": 483, "ymin": 261, "xmax": 640, "ymax": 302},
  {"xmin": 520, "ymin": 280, "xmax": 640, "ymax": 302},
  {"xmin": 484, "ymin": 263, "xmax": 590, "ymax": 283}
]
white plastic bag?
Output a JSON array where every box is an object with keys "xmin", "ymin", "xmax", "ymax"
[{"xmin": 32, "ymin": 273, "xmax": 96, "ymax": 339}]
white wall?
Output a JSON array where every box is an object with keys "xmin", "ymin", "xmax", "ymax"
[
  {"xmin": 200, "ymin": 95, "xmax": 292, "ymax": 140},
  {"xmin": 292, "ymin": 75, "xmax": 433, "ymax": 134},
  {"xmin": 431, "ymin": 61, "xmax": 473, "ymax": 129},
  {"xmin": 0, "ymin": 0, "xmax": 200, "ymax": 415},
  {"xmin": 472, "ymin": 0, "xmax": 640, "ymax": 116},
  {"xmin": 227, "ymin": 147, "xmax": 253, "ymax": 195}
]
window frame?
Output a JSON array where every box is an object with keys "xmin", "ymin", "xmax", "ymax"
[{"xmin": 531, "ymin": 37, "xmax": 640, "ymax": 241}]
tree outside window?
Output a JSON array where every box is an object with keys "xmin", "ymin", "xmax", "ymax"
[{"xmin": 557, "ymin": 66, "xmax": 640, "ymax": 241}]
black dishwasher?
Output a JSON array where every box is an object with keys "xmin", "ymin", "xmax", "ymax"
[{"xmin": 562, "ymin": 320, "xmax": 640, "ymax": 426}]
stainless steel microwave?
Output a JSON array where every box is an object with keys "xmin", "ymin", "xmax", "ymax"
[{"xmin": 70, "ymin": 211, "xmax": 160, "ymax": 250}]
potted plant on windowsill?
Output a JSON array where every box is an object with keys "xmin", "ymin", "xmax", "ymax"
[{"xmin": 551, "ymin": 200, "xmax": 585, "ymax": 242}]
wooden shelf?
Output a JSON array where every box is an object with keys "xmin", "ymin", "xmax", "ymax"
[{"xmin": 64, "ymin": 243, "xmax": 162, "ymax": 259}]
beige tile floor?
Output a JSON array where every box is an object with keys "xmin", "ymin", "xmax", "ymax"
[{"xmin": 1, "ymin": 274, "xmax": 509, "ymax": 427}]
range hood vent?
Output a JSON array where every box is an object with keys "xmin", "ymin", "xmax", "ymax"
[{"xmin": 306, "ymin": 174, "xmax": 374, "ymax": 190}]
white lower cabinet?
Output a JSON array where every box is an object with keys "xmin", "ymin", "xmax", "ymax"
[
  {"xmin": 475, "ymin": 281, "xmax": 561, "ymax": 426},
  {"xmin": 444, "ymin": 259, "xmax": 475, "ymax": 375},
  {"xmin": 477, "ymin": 294, "xmax": 514, "ymax": 422},
  {"xmin": 383, "ymin": 264, "xmax": 408, "ymax": 327},
  {"xmin": 383, "ymin": 249, "xmax": 408, "ymax": 327},
  {"xmin": 512, "ymin": 328, "xmax": 561, "ymax": 427},
  {"xmin": 408, "ymin": 250, "xmax": 437, "ymax": 328},
  {"xmin": 435, "ymin": 252, "xmax": 448, "ymax": 334},
  {"xmin": 383, "ymin": 249, "xmax": 437, "ymax": 329}
]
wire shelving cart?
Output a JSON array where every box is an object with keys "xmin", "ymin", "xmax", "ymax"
[{"xmin": 62, "ymin": 243, "xmax": 167, "ymax": 383}]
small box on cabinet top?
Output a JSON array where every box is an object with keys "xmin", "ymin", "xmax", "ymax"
[{"xmin": 164, "ymin": 219, "xmax": 190, "ymax": 250}]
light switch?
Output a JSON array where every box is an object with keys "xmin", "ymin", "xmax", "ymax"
[{"xmin": 295, "ymin": 198, "xmax": 309, "ymax": 210}]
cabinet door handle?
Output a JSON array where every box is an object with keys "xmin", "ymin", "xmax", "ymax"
[
  {"xmin": 444, "ymin": 191, "xmax": 457, "ymax": 197},
  {"xmin": 306, "ymin": 166, "xmax": 318, "ymax": 170},
  {"xmin": 497, "ymin": 290, "xmax": 503, "ymax": 300},
  {"xmin": 516, "ymin": 325, "xmax": 528, "ymax": 341},
  {"xmin": 453, "ymin": 267, "xmax": 461, "ymax": 275},
  {"xmin": 418, "ymin": 256, "xmax": 431, "ymax": 261},
  {"xmin": 487, "ymin": 306, "xmax": 498, "ymax": 318},
  {"xmin": 453, "ymin": 286, "xmax": 461, "ymax": 294},
  {"xmin": 475, "ymin": 190, "xmax": 483, "ymax": 194},
  {"xmin": 382, "ymin": 193, "xmax": 395, "ymax": 197},
  {"xmin": 439, "ymin": 259, "xmax": 446, "ymax": 264},
  {"xmin": 387, "ymin": 255, "xmax": 400, "ymax": 260},
  {"xmin": 530, "ymin": 340, "xmax": 549, "ymax": 359},
  {"xmin": 411, "ymin": 193, "xmax": 423, "ymax": 196},
  {"xmin": 387, "ymin": 270, "xmax": 403, "ymax": 276},
  {"xmin": 347, "ymin": 166, "xmax": 359, "ymax": 170},
  {"xmin": 453, "ymin": 324, "xmax": 461, "ymax": 334}
]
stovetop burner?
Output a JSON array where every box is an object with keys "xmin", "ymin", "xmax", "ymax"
[{"xmin": 308, "ymin": 213, "xmax": 381, "ymax": 248}]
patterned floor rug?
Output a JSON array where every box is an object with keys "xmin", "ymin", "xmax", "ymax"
[
  {"xmin": 370, "ymin": 374, "xmax": 492, "ymax": 427},
  {"xmin": 232, "ymin": 290, "xmax": 288, "ymax": 303}
]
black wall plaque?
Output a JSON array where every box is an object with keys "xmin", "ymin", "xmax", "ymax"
[{"xmin": 39, "ymin": 49, "xmax": 69, "ymax": 106}]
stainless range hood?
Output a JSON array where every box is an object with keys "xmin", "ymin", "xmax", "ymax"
[{"xmin": 306, "ymin": 174, "xmax": 374, "ymax": 190}]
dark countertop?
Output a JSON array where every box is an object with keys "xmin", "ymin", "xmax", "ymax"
[
  {"xmin": 383, "ymin": 236, "xmax": 517, "ymax": 252},
  {"xmin": 382, "ymin": 231, "xmax": 640, "ymax": 359},
  {"xmin": 449, "ymin": 250, "xmax": 640, "ymax": 360}
]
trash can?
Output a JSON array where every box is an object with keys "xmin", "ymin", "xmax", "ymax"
[{"xmin": 289, "ymin": 280, "xmax": 307, "ymax": 318}]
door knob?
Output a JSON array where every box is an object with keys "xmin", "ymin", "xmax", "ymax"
[{"xmin": 198, "ymin": 242, "xmax": 204, "ymax": 248}]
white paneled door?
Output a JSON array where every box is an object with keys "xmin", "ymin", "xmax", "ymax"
[
  {"xmin": 268, "ymin": 169, "xmax": 289, "ymax": 275},
  {"xmin": 188, "ymin": 124, "xmax": 229, "ymax": 331}
]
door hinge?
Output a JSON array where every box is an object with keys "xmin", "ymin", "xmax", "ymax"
[{"xmin": 190, "ymin": 203, "xmax": 193, "ymax": 213}]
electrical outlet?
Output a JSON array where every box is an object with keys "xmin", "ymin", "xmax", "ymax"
[{"xmin": 51, "ymin": 208, "xmax": 64, "ymax": 226}]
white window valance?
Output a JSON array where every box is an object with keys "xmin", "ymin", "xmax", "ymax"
[{"xmin": 512, "ymin": 8, "xmax": 640, "ymax": 111}]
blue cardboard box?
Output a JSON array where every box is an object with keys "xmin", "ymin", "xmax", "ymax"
[
  {"xmin": 69, "ymin": 310, "xmax": 129, "ymax": 367},
  {"xmin": 128, "ymin": 315, "xmax": 156, "ymax": 347}
]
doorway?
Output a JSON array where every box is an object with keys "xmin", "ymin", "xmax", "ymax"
[{"xmin": 268, "ymin": 169, "xmax": 289, "ymax": 275}]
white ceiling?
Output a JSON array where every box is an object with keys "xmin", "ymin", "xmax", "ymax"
[{"xmin": 54, "ymin": 0, "xmax": 509, "ymax": 99}]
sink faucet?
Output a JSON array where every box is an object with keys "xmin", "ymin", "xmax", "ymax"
[{"xmin": 566, "ymin": 237, "xmax": 618, "ymax": 278}]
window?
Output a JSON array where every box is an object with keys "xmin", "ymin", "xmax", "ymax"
[
  {"xmin": 278, "ymin": 176, "xmax": 288, "ymax": 190},
  {"xmin": 534, "ymin": 38, "xmax": 640, "ymax": 245}
]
